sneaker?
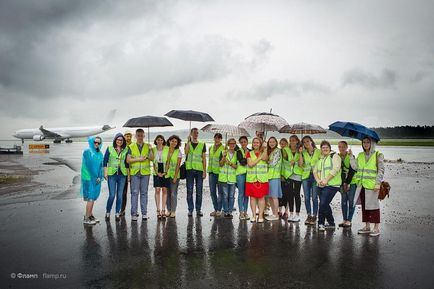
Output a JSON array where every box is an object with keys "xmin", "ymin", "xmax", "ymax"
[
  {"xmin": 115, "ymin": 213, "xmax": 120, "ymax": 222},
  {"xmin": 292, "ymin": 215, "xmax": 301, "ymax": 223},
  {"xmin": 197, "ymin": 211, "xmax": 203, "ymax": 217},
  {"xmin": 343, "ymin": 222, "xmax": 352, "ymax": 228},
  {"xmin": 131, "ymin": 214, "xmax": 138, "ymax": 221},
  {"xmin": 304, "ymin": 216, "xmax": 311, "ymax": 225},
  {"xmin": 257, "ymin": 218, "xmax": 264, "ymax": 223},
  {"xmin": 338, "ymin": 222, "xmax": 346, "ymax": 227},
  {"xmin": 318, "ymin": 224, "xmax": 325, "ymax": 231},
  {"xmin": 239, "ymin": 213, "xmax": 245, "ymax": 220},
  {"xmin": 119, "ymin": 211, "xmax": 125, "ymax": 217},
  {"xmin": 83, "ymin": 217, "xmax": 96, "ymax": 225},
  {"xmin": 170, "ymin": 212, "xmax": 176, "ymax": 218},
  {"xmin": 224, "ymin": 213, "xmax": 233, "ymax": 219},
  {"xmin": 188, "ymin": 211, "xmax": 193, "ymax": 217},
  {"xmin": 325, "ymin": 223, "xmax": 336, "ymax": 229},
  {"xmin": 369, "ymin": 229, "xmax": 380, "ymax": 237},
  {"xmin": 265, "ymin": 215, "xmax": 279, "ymax": 221},
  {"xmin": 142, "ymin": 215, "xmax": 148, "ymax": 221},
  {"xmin": 105, "ymin": 213, "xmax": 110, "ymax": 221},
  {"xmin": 244, "ymin": 214, "xmax": 250, "ymax": 221},
  {"xmin": 210, "ymin": 211, "xmax": 217, "ymax": 217},
  {"xmin": 309, "ymin": 216, "xmax": 317, "ymax": 225},
  {"xmin": 358, "ymin": 227, "xmax": 371, "ymax": 234},
  {"xmin": 89, "ymin": 215, "xmax": 100, "ymax": 223}
]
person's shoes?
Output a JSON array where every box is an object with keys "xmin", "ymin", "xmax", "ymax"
[
  {"xmin": 250, "ymin": 218, "xmax": 256, "ymax": 223},
  {"xmin": 292, "ymin": 215, "xmax": 300, "ymax": 223},
  {"xmin": 244, "ymin": 213, "xmax": 250, "ymax": 221},
  {"xmin": 170, "ymin": 212, "xmax": 176, "ymax": 218},
  {"xmin": 210, "ymin": 211, "xmax": 217, "ymax": 217},
  {"xmin": 264, "ymin": 207, "xmax": 271, "ymax": 216},
  {"xmin": 142, "ymin": 215, "xmax": 148, "ymax": 221},
  {"xmin": 83, "ymin": 217, "xmax": 96, "ymax": 225},
  {"xmin": 369, "ymin": 229, "xmax": 380, "ymax": 237},
  {"xmin": 338, "ymin": 222, "xmax": 346, "ymax": 227},
  {"xmin": 197, "ymin": 211, "xmax": 203, "ymax": 217},
  {"xmin": 131, "ymin": 214, "xmax": 138, "ymax": 221},
  {"xmin": 282, "ymin": 212, "xmax": 288, "ymax": 219},
  {"xmin": 89, "ymin": 215, "xmax": 100, "ymax": 223},
  {"xmin": 305, "ymin": 216, "xmax": 311, "ymax": 225},
  {"xmin": 309, "ymin": 216, "xmax": 317, "ymax": 225},
  {"xmin": 105, "ymin": 213, "xmax": 110, "ymax": 221},
  {"xmin": 257, "ymin": 218, "xmax": 264, "ymax": 223},
  {"xmin": 265, "ymin": 215, "xmax": 279, "ymax": 221},
  {"xmin": 358, "ymin": 227, "xmax": 371, "ymax": 234},
  {"xmin": 325, "ymin": 223, "xmax": 336, "ymax": 229},
  {"xmin": 224, "ymin": 213, "xmax": 233, "ymax": 219},
  {"xmin": 343, "ymin": 222, "xmax": 352, "ymax": 228},
  {"xmin": 188, "ymin": 211, "xmax": 193, "ymax": 217},
  {"xmin": 119, "ymin": 211, "xmax": 125, "ymax": 217},
  {"xmin": 215, "ymin": 211, "xmax": 222, "ymax": 217},
  {"xmin": 239, "ymin": 212, "xmax": 245, "ymax": 220},
  {"xmin": 318, "ymin": 224, "xmax": 325, "ymax": 232},
  {"xmin": 166, "ymin": 211, "xmax": 171, "ymax": 217},
  {"xmin": 115, "ymin": 213, "xmax": 120, "ymax": 222}
]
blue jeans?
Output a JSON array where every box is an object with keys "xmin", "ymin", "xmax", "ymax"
[
  {"xmin": 302, "ymin": 175, "xmax": 319, "ymax": 216},
  {"xmin": 219, "ymin": 182, "xmax": 235, "ymax": 214},
  {"xmin": 209, "ymin": 173, "xmax": 219, "ymax": 211},
  {"xmin": 236, "ymin": 174, "xmax": 249, "ymax": 212},
  {"xmin": 186, "ymin": 169, "xmax": 203, "ymax": 213},
  {"xmin": 341, "ymin": 184, "xmax": 357, "ymax": 222},
  {"xmin": 130, "ymin": 174, "xmax": 150, "ymax": 216},
  {"xmin": 106, "ymin": 174, "xmax": 127, "ymax": 214},
  {"xmin": 167, "ymin": 178, "xmax": 179, "ymax": 212},
  {"xmin": 318, "ymin": 186, "xmax": 339, "ymax": 226}
]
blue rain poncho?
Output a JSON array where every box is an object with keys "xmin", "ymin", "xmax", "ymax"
[{"xmin": 80, "ymin": 136, "xmax": 104, "ymax": 201}]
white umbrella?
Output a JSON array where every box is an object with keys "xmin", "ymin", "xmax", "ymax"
[
  {"xmin": 238, "ymin": 112, "xmax": 289, "ymax": 133},
  {"xmin": 201, "ymin": 124, "xmax": 250, "ymax": 138}
]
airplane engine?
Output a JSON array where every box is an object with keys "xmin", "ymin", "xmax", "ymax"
[{"xmin": 33, "ymin": 135, "xmax": 45, "ymax": 141}]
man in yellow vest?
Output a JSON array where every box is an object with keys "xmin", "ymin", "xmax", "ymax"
[
  {"xmin": 126, "ymin": 129, "xmax": 154, "ymax": 221},
  {"xmin": 208, "ymin": 133, "xmax": 224, "ymax": 217},
  {"xmin": 184, "ymin": 128, "xmax": 207, "ymax": 217},
  {"xmin": 120, "ymin": 130, "xmax": 133, "ymax": 217}
]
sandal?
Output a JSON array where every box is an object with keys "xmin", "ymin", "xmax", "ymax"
[
  {"xmin": 161, "ymin": 210, "xmax": 167, "ymax": 219},
  {"xmin": 157, "ymin": 210, "xmax": 161, "ymax": 219}
]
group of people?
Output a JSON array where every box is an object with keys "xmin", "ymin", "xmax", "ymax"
[{"xmin": 80, "ymin": 128, "xmax": 385, "ymax": 237}]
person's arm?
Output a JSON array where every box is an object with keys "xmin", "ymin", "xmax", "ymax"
[
  {"xmin": 237, "ymin": 150, "xmax": 248, "ymax": 166},
  {"xmin": 375, "ymin": 153, "xmax": 385, "ymax": 191},
  {"xmin": 147, "ymin": 144, "xmax": 154, "ymax": 161},
  {"xmin": 173, "ymin": 157, "xmax": 182, "ymax": 183},
  {"xmin": 103, "ymin": 149, "xmax": 110, "ymax": 168},
  {"xmin": 298, "ymin": 147, "xmax": 304, "ymax": 167},
  {"xmin": 202, "ymin": 144, "xmax": 207, "ymax": 178},
  {"xmin": 349, "ymin": 149, "xmax": 358, "ymax": 170},
  {"xmin": 219, "ymin": 151, "xmax": 225, "ymax": 167},
  {"xmin": 324, "ymin": 154, "xmax": 342, "ymax": 184},
  {"xmin": 126, "ymin": 148, "xmax": 145, "ymax": 164},
  {"xmin": 345, "ymin": 165, "xmax": 356, "ymax": 184},
  {"xmin": 247, "ymin": 152, "xmax": 264, "ymax": 167}
]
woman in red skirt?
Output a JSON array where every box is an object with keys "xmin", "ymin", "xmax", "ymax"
[{"xmin": 246, "ymin": 137, "xmax": 269, "ymax": 223}]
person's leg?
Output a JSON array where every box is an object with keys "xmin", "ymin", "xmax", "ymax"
[
  {"xmin": 167, "ymin": 180, "xmax": 172, "ymax": 213},
  {"xmin": 250, "ymin": 197, "xmax": 257, "ymax": 221},
  {"xmin": 162, "ymin": 187, "xmax": 168, "ymax": 215},
  {"xmin": 217, "ymin": 181, "xmax": 224, "ymax": 213},
  {"xmin": 209, "ymin": 173, "xmax": 218, "ymax": 212},
  {"xmin": 360, "ymin": 188, "xmax": 371, "ymax": 229},
  {"xmin": 140, "ymin": 175, "xmax": 150, "ymax": 216},
  {"xmin": 236, "ymin": 174, "xmax": 246, "ymax": 213},
  {"xmin": 312, "ymin": 181, "xmax": 319, "ymax": 218},
  {"xmin": 86, "ymin": 200, "xmax": 94, "ymax": 218},
  {"xmin": 186, "ymin": 170, "xmax": 194, "ymax": 213},
  {"xmin": 302, "ymin": 180, "xmax": 312, "ymax": 216},
  {"xmin": 341, "ymin": 188, "xmax": 349, "ymax": 222},
  {"xmin": 318, "ymin": 187, "xmax": 327, "ymax": 225},
  {"xmin": 195, "ymin": 170, "xmax": 204, "ymax": 213},
  {"xmin": 221, "ymin": 182, "xmax": 229, "ymax": 214},
  {"xmin": 155, "ymin": 187, "xmax": 161, "ymax": 213},
  {"xmin": 288, "ymin": 179, "xmax": 295, "ymax": 214},
  {"xmin": 130, "ymin": 175, "xmax": 139, "ymax": 216},
  {"xmin": 106, "ymin": 175, "xmax": 116, "ymax": 214},
  {"xmin": 258, "ymin": 197, "xmax": 266, "ymax": 221},
  {"xmin": 171, "ymin": 179, "xmax": 179, "ymax": 212},
  {"xmin": 325, "ymin": 187, "xmax": 338, "ymax": 226},
  {"xmin": 228, "ymin": 183, "xmax": 235, "ymax": 214},
  {"xmin": 347, "ymin": 184, "xmax": 357, "ymax": 223},
  {"xmin": 115, "ymin": 176, "xmax": 126, "ymax": 214},
  {"xmin": 294, "ymin": 180, "xmax": 302, "ymax": 215},
  {"xmin": 121, "ymin": 178, "xmax": 128, "ymax": 215}
]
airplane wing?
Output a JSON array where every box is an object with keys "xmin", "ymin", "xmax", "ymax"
[{"xmin": 39, "ymin": 126, "xmax": 70, "ymax": 138}]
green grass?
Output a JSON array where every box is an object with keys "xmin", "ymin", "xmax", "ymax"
[
  {"xmin": 0, "ymin": 175, "xmax": 30, "ymax": 184},
  {"xmin": 313, "ymin": 139, "xmax": 434, "ymax": 146}
]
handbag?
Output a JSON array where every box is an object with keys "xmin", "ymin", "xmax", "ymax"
[
  {"xmin": 179, "ymin": 162, "xmax": 187, "ymax": 180},
  {"xmin": 378, "ymin": 181, "xmax": 391, "ymax": 200}
]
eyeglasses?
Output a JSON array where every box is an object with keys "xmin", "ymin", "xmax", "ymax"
[
  {"xmin": 94, "ymin": 141, "xmax": 101, "ymax": 145},
  {"xmin": 228, "ymin": 143, "xmax": 236, "ymax": 145},
  {"xmin": 116, "ymin": 139, "xmax": 123, "ymax": 142}
]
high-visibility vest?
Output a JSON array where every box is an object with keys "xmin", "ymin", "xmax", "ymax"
[
  {"xmin": 281, "ymin": 147, "xmax": 303, "ymax": 179},
  {"xmin": 355, "ymin": 151, "xmax": 380, "ymax": 190},
  {"xmin": 301, "ymin": 148, "xmax": 321, "ymax": 180},
  {"xmin": 165, "ymin": 148, "xmax": 180, "ymax": 179},
  {"xmin": 236, "ymin": 148, "xmax": 248, "ymax": 176},
  {"xmin": 267, "ymin": 148, "xmax": 282, "ymax": 180},
  {"xmin": 246, "ymin": 151, "xmax": 268, "ymax": 183},
  {"xmin": 315, "ymin": 153, "xmax": 342, "ymax": 187},
  {"xmin": 129, "ymin": 142, "xmax": 151, "ymax": 175},
  {"xmin": 218, "ymin": 151, "xmax": 237, "ymax": 183},
  {"xmin": 207, "ymin": 144, "xmax": 225, "ymax": 174},
  {"xmin": 107, "ymin": 145, "xmax": 128, "ymax": 176},
  {"xmin": 152, "ymin": 146, "xmax": 169, "ymax": 176},
  {"xmin": 186, "ymin": 142, "xmax": 205, "ymax": 171},
  {"xmin": 340, "ymin": 153, "xmax": 357, "ymax": 185}
]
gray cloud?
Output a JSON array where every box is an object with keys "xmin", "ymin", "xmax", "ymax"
[{"xmin": 342, "ymin": 68, "xmax": 397, "ymax": 89}]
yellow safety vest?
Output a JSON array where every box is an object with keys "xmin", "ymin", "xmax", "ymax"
[
  {"xmin": 152, "ymin": 147, "xmax": 169, "ymax": 176},
  {"xmin": 355, "ymin": 151, "xmax": 380, "ymax": 190},
  {"xmin": 186, "ymin": 142, "xmax": 205, "ymax": 171},
  {"xmin": 165, "ymin": 148, "xmax": 180, "ymax": 179},
  {"xmin": 340, "ymin": 153, "xmax": 357, "ymax": 185},
  {"xmin": 267, "ymin": 148, "xmax": 282, "ymax": 180},
  {"xmin": 236, "ymin": 148, "xmax": 248, "ymax": 176},
  {"xmin": 301, "ymin": 148, "xmax": 321, "ymax": 180},
  {"xmin": 218, "ymin": 151, "xmax": 237, "ymax": 183},
  {"xmin": 315, "ymin": 153, "xmax": 342, "ymax": 187},
  {"xmin": 107, "ymin": 145, "xmax": 128, "ymax": 176},
  {"xmin": 207, "ymin": 144, "xmax": 225, "ymax": 174},
  {"xmin": 129, "ymin": 142, "xmax": 151, "ymax": 175},
  {"xmin": 246, "ymin": 151, "xmax": 268, "ymax": 183}
]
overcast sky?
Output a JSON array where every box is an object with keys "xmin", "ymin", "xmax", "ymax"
[{"xmin": 1, "ymin": 0, "xmax": 433, "ymax": 138}]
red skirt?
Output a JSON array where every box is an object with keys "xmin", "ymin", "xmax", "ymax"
[{"xmin": 245, "ymin": 182, "xmax": 269, "ymax": 198}]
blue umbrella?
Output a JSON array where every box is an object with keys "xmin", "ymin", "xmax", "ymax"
[{"xmin": 329, "ymin": 121, "xmax": 380, "ymax": 142}]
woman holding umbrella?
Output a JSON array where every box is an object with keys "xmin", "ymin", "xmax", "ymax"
[
  {"xmin": 351, "ymin": 137, "xmax": 385, "ymax": 237},
  {"xmin": 246, "ymin": 137, "xmax": 269, "ymax": 223},
  {"xmin": 298, "ymin": 136, "xmax": 321, "ymax": 226}
]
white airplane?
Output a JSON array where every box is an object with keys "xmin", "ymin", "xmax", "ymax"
[{"xmin": 13, "ymin": 124, "xmax": 115, "ymax": 143}]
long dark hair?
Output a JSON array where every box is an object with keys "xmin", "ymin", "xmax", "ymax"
[
  {"xmin": 166, "ymin": 135, "xmax": 181, "ymax": 149},
  {"xmin": 153, "ymin": 135, "xmax": 166, "ymax": 146},
  {"xmin": 267, "ymin": 136, "xmax": 278, "ymax": 156},
  {"xmin": 301, "ymin": 135, "xmax": 316, "ymax": 149},
  {"xmin": 289, "ymin": 135, "xmax": 300, "ymax": 151}
]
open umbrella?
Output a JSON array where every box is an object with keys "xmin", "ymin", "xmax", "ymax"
[
  {"xmin": 165, "ymin": 110, "xmax": 214, "ymax": 130},
  {"xmin": 279, "ymin": 122, "xmax": 327, "ymax": 136},
  {"xmin": 238, "ymin": 112, "xmax": 289, "ymax": 133},
  {"xmin": 123, "ymin": 115, "xmax": 173, "ymax": 142},
  {"xmin": 201, "ymin": 124, "xmax": 250, "ymax": 143},
  {"xmin": 329, "ymin": 121, "xmax": 380, "ymax": 142}
]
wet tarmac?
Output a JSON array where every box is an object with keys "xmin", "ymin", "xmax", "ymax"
[{"xmin": 1, "ymin": 143, "xmax": 434, "ymax": 288}]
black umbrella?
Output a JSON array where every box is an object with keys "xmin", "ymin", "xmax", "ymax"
[
  {"xmin": 123, "ymin": 115, "xmax": 173, "ymax": 142},
  {"xmin": 165, "ymin": 110, "xmax": 214, "ymax": 130}
]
